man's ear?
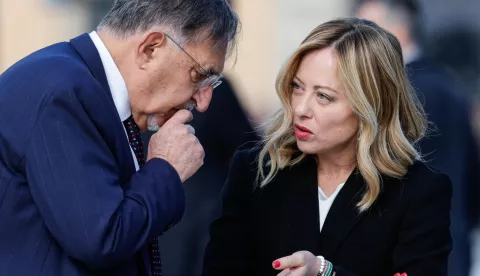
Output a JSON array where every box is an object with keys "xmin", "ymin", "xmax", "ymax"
[{"xmin": 135, "ymin": 31, "xmax": 168, "ymax": 69}]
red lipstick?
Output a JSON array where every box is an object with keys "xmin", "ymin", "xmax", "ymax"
[{"xmin": 295, "ymin": 124, "xmax": 313, "ymax": 139}]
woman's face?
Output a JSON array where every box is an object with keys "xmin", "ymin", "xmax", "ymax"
[{"xmin": 291, "ymin": 48, "xmax": 359, "ymax": 156}]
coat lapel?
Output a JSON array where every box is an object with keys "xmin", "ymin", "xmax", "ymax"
[
  {"xmin": 282, "ymin": 157, "xmax": 322, "ymax": 255},
  {"xmin": 271, "ymin": 156, "xmax": 370, "ymax": 259},
  {"xmin": 319, "ymin": 169, "xmax": 367, "ymax": 258}
]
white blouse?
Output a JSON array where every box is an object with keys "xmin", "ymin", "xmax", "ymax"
[{"xmin": 318, "ymin": 183, "xmax": 345, "ymax": 232}]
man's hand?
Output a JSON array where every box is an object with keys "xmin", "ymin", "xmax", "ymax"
[{"xmin": 147, "ymin": 109, "xmax": 204, "ymax": 182}]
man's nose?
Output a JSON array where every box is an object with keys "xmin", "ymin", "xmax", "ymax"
[{"xmin": 193, "ymin": 86, "xmax": 213, "ymax": 113}]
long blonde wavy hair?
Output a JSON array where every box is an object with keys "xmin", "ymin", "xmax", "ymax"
[{"xmin": 257, "ymin": 18, "xmax": 427, "ymax": 212}]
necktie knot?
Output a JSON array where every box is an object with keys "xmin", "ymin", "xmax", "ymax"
[{"xmin": 123, "ymin": 116, "xmax": 145, "ymax": 167}]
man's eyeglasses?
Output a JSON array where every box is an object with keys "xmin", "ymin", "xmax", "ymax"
[{"xmin": 165, "ymin": 34, "xmax": 223, "ymax": 90}]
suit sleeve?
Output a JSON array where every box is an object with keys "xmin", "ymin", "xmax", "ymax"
[
  {"xmin": 25, "ymin": 86, "xmax": 185, "ymax": 269},
  {"xmin": 391, "ymin": 173, "xmax": 453, "ymax": 275},
  {"xmin": 202, "ymin": 150, "xmax": 254, "ymax": 276}
]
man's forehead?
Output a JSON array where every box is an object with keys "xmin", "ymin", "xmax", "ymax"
[
  {"xmin": 188, "ymin": 39, "xmax": 227, "ymax": 73},
  {"xmin": 199, "ymin": 50, "xmax": 227, "ymax": 75},
  {"xmin": 204, "ymin": 62, "xmax": 224, "ymax": 75}
]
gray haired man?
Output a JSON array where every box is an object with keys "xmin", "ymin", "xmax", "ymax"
[{"xmin": 0, "ymin": 0, "xmax": 238, "ymax": 275}]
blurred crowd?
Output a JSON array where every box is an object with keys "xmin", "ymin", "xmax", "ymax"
[{"xmin": 1, "ymin": 0, "xmax": 479, "ymax": 275}]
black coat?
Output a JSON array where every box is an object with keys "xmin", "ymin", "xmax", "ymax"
[{"xmin": 203, "ymin": 149, "xmax": 453, "ymax": 276}]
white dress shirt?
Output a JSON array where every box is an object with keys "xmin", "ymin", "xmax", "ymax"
[
  {"xmin": 318, "ymin": 183, "xmax": 344, "ymax": 232},
  {"xmin": 89, "ymin": 31, "xmax": 139, "ymax": 171}
]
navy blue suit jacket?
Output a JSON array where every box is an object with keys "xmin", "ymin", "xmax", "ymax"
[{"xmin": 0, "ymin": 33, "xmax": 185, "ymax": 275}]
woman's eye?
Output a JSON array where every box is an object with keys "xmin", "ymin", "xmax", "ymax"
[
  {"xmin": 291, "ymin": 81, "xmax": 303, "ymax": 91},
  {"xmin": 317, "ymin": 92, "xmax": 331, "ymax": 101}
]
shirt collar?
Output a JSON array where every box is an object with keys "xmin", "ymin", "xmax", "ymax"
[{"xmin": 89, "ymin": 31, "xmax": 131, "ymax": 122}]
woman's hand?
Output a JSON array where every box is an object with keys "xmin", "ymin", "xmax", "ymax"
[{"xmin": 272, "ymin": 251, "xmax": 331, "ymax": 276}]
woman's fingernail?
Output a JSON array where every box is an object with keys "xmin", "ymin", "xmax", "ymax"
[{"xmin": 273, "ymin": 261, "xmax": 280, "ymax": 268}]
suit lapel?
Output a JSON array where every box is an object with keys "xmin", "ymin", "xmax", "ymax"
[
  {"xmin": 70, "ymin": 33, "xmax": 112, "ymax": 96},
  {"xmin": 69, "ymin": 33, "xmax": 136, "ymax": 179},
  {"xmin": 70, "ymin": 33, "xmax": 151, "ymax": 275},
  {"xmin": 319, "ymin": 169, "xmax": 367, "ymax": 258}
]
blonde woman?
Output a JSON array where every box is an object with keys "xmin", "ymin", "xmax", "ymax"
[{"xmin": 202, "ymin": 18, "xmax": 452, "ymax": 276}]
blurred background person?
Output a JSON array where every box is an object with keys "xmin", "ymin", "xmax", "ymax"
[
  {"xmin": 142, "ymin": 78, "xmax": 260, "ymax": 276},
  {"xmin": 355, "ymin": 1, "xmax": 480, "ymax": 275}
]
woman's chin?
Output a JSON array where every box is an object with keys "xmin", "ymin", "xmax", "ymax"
[{"xmin": 296, "ymin": 142, "xmax": 312, "ymax": 154}]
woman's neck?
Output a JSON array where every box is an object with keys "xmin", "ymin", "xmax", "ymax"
[{"xmin": 316, "ymin": 149, "xmax": 356, "ymax": 197}]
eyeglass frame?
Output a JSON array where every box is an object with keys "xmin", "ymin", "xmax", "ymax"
[{"xmin": 164, "ymin": 34, "xmax": 223, "ymax": 90}]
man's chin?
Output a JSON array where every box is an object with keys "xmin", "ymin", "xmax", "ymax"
[
  {"xmin": 147, "ymin": 110, "xmax": 178, "ymax": 131},
  {"xmin": 147, "ymin": 115, "xmax": 162, "ymax": 132}
]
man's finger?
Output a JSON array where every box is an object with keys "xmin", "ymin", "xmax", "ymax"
[
  {"xmin": 185, "ymin": 124, "xmax": 195, "ymax": 135},
  {"xmin": 166, "ymin": 109, "xmax": 193, "ymax": 125},
  {"xmin": 273, "ymin": 253, "xmax": 304, "ymax": 270}
]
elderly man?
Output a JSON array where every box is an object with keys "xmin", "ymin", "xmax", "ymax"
[{"xmin": 0, "ymin": 0, "xmax": 239, "ymax": 275}]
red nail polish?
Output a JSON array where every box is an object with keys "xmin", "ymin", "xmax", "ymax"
[
  {"xmin": 273, "ymin": 261, "xmax": 280, "ymax": 268},
  {"xmin": 394, "ymin": 274, "xmax": 400, "ymax": 276},
  {"xmin": 400, "ymin": 273, "xmax": 407, "ymax": 276}
]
